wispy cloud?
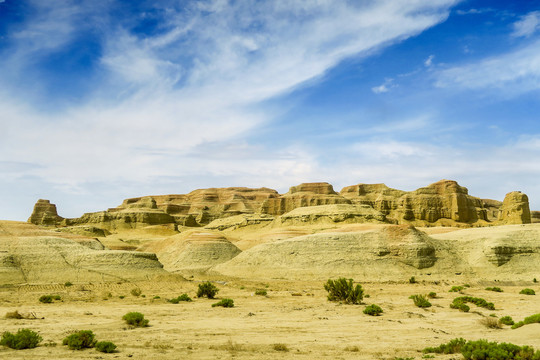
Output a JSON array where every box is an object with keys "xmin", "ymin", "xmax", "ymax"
[
  {"xmin": 512, "ymin": 11, "xmax": 540, "ymax": 38},
  {"xmin": 424, "ymin": 54, "xmax": 435, "ymax": 67},
  {"xmin": 435, "ymin": 40, "xmax": 540, "ymax": 95},
  {"xmin": 0, "ymin": 0, "xmax": 458, "ymax": 201},
  {"xmin": 372, "ymin": 78, "xmax": 395, "ymax": 94}
]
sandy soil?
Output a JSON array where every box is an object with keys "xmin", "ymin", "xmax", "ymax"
[{"xmin": 1, "ymin": 277, "xmax": 540, "ymax": 359}]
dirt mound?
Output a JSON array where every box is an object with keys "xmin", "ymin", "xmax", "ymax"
[
  {"xmin": 140, "ymin": 230, "xmax": 241, "ymax": 272},
  {"xmin": 0, "ymin": 221, "xmax": 165, "ymax": 284},
  {"xmin": 213, "ymin": 225, "xmax": 440, "ymax": 280}
]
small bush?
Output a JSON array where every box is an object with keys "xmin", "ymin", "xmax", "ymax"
[
  {"xmin": 0, "ymin": 329, "xmax": 42, "ymax": 349},
  {"xmin": 409, "ymin": 276, "xmax": 416, "ymax": 284},
  {"xmin": 324, "ymin": 278, "xmax": 363, "ymax": 305},
  {"xmin": 511, "ymin": 313, "xmax": 540, "ymax": 329},
  {"xmin": 168, "ymin": 294, "xmax": 192, "ymax": 303},
  {"xmin": 62, "ymin": 330, "xmax": 96, "ymax": 350},
  {"xmin": 450, "ymin": 296, "xmax": 494, "ymax": 311},
  {"xmin": 520, "ymin": 288, "xmax": 536, "ymax": 295},
  {"xmin": 273, "ymin": 343, "xmax": 289, "ymax": 352},
  {"xmin": 5, "ymin": 310, "xmax": 24, "ymax": 319},
  {"xmin": 95, "ymin": 341, "xmax": 117, "ymax": 353},
  {"xmin": 424, "ymin": 338, "xmax": 540, "ymax": 359},
  {"xmin": 486, "ymin": 287, "xmax": 503, "ymax": 292},
  {"xmin": 499, "ymin": 316, "xmax": 515, "ymax": 326},
  {"xmin": 197, "ymin": 282, "xmax": 219, "ymax": 299},
  {"xmin": 427, "ymin": 292, "xmax": 437, "ymax": 298},
  {"xmin": 122, "ymin": 312, "xmax": 149, "ymax": 327},
  {"xmin": 409, "ymin": 294, "xmax": 431, "ymax": 308},
  {"xmin": 363, "ymin": 304, "xmax": 383, "ymax": 316},
  {"xmin": 38, "ymin": 295, "xmax": 53, "ymax": 303},
  {"xmin": 64, "ymin": 281, "xmax": 73, "ymax": 287},
  {"xmin": 255, "ymin": 289, "xmax": 267, "ymax": 296},
  {"xmin": 449, "ymin": 286, "xmax": 464, "ymax": 293},
  {"xmin": 130, "ymin": 288, "xmax": 142, "ymax": 297},
  {"xmin": 479, "ymin": 317, "xmax": 503, "ymax": 329},
  {"xmin": 212, "ymin": 298, "xmax": 234, "ymax": 308},
  {"xmin": 119, "ymin": 295, "xmax": 125, "ymax": 299},
  {"xmin": 424, "ymin": 338, "xmax": 466, "ymax": 354}
]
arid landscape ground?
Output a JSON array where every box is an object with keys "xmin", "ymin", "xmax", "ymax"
[{"xmin": 2, "ymin": 181, "xmax": 540, "ymax": 359}]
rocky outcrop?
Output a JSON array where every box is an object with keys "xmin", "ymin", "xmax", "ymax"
[
  {"xmin": 260, "ymin": 182, "xmax": 351, "ymax": 215},
  {"xmin": 277, "ymin": 204, "xmax": 387, "ymax": 226},
  {"xmin": 498, "ymin": 191, "xmax": 531, "ymax": 224},
  {"xmin": 340, "ymin": 180, "xmax": 530, "ymax": 226},
  {"xmin": 532, "ymin": 211, "xmax": 540, "ymax": 223},
  {"xmin": 28, "ymin": 180, "xmax": 532, "ymax": 232},
  {"xmin": 28, "ymin": 199, "xmax": 64, "ymax": 225}
]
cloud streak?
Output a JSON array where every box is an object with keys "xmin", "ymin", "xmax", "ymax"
[{"xmin": 0, "ymin": 0, "xmax": 458, "ymax": 203}]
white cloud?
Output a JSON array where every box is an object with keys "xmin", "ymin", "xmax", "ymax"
[
  {"xmin": 0, "ymin": 0, "xmax": 462, "ymax": 218},
  {"xmin": 436, "ymin": 40, "xmax": 540, "ymax": 94},
  {"xmin": 424, "ymin": 54, "xmax": 435, "ymax": 67},
  {"xmin": 372, "ymin": 78, "xmax": 395, "ymax": 94},
  {"xmin": 512, "ymin": 11, "xmax": 540, "ymax": 38}
]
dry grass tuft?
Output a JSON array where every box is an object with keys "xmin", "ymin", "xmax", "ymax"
[
  {"xmin": 273, "ymin": 343, "xmax": 289, "ymax": 352},
  {"xmin": 479, "ymin": 317, "xmax": 503, "ymax": 329}
]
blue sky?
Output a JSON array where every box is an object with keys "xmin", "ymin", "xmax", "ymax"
[{"xmin": 1, "ymin": 0, "xmax": 540, "ymax": 220}]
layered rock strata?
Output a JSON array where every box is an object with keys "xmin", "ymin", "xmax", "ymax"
[{"xmin": 28, "ymin": 180, "xmax": 531, "ymax": 230}]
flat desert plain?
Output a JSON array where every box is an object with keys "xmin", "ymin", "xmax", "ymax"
[{"xmin": 1, "ymin": 277, "xmax": 540, "ymax": 359}]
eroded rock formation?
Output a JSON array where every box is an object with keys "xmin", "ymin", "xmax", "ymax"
[
  {"xmin": 28, "ymin": 180, "xmax": 532, "ymax": 230},
  {"xmin": 28, "ymin": 199, "xmax": 64, "ymax": 225}
]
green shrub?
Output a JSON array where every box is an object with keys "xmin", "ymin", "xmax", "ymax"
[
  {"xmin": 520, "ymin": 288, "xmax": 536, "ymax": 295},
  {"xmin": 499, "ymin": 316, "xmax": 515, "ymax": 326},
  {"xmin": 122, "ymin": 312, "xmax": 149, "ymax": 327},
  {"xmin": 425, "ymin": 338, "xmax": 540, "ymax": 359},
  {"xmin": 363, "ymin": 304, "xmax": 383, "ymax": 316},
  {"xmin": 409, "ymin": 276, "xmax": 416, "ymax": 284},
  {"xmin": 485, "ymin": 287, "xmax": 503, "ymax": 292},
  {"xmin": 255, "ymin": 289, "xmax": 267, "ymax": 296},
  {"xmin": 64, "ymin": 281, "xmax": 73, "ymax": 287},
  {"xmin": 197, "ymin": 282, "xmax": 219, "ymax": 299},
  {"xmin": 62, "ymin": 330, "xmax": 96, "ymax": 350},
  {"xmin": 511, "ymin": 313, "xmax": 540, "ymax": 329},
  {"xmin": 95, "ymin": 341, "xmax": 117, "ymax": 353},
  {"xmin": 39, "ymin": 295, "xmax": 53, "ymax": 303},
  {"xmin": 324, "ymin": 278, "xmax": 363, "ymax": 305},
  {"xmin": 212, "ymin": 298, "xmax": 234, "ymax": 308},
  {"xmin": 450, "ymin": 296, "xmax": 494, "ymax": 311},
  {"xmin": 130, "ymin": 288, "xmax": 142, "ymax": 297},
  {"xmin": 168, "ymin": 294, "xmax": 192, "ymax": 303},
  {"xmin": 427, "ymin": 292, "xmax": 437, "ymax": 299},
  {"xmin": 424, "ymin": 338, "xmax": 466, "ymax": 354},
  {"xmin": 409, "ymin": 294, "xmax": 431, "ymax": 308},
  {"xmin": 449, "ymin": 286, "xmax": 464, "ymax": 292},
  {"xmin": 0, "ymin": 329, "xmax": 42, "ymax": 349},
  {"xmin": 461, "ymin": 340, "xmax": 538, "ymax": 360}
]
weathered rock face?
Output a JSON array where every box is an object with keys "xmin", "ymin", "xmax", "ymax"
[
  {"xmin": 28, "ymin": 180, "xmax": 531, "ymax": 231},
  {"xmin": 277, "ymin": 204, "xmax": 386, "ymax": 226},
  {"xmin": 498, "ymin": 191, "xmax": 531, "ymax": 224},
  {"xmin": 340, "ymin": 180, "xmax": 529, "ymax": 226},
  {"xmin": 28, "ymin": 199, "xmax": 64, "ymax": 225},
  {"xmin": 532, "ymin": 211, "xmax": 540, "ymax": 224},
  {"xmin": 261, "ymin": 182, "xmax": 351, "ymax": 215}
]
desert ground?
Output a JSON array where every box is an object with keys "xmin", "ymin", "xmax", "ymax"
[{"xmin": 2, "ymin": 276, "xmax": 540, "ymax": 359}]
